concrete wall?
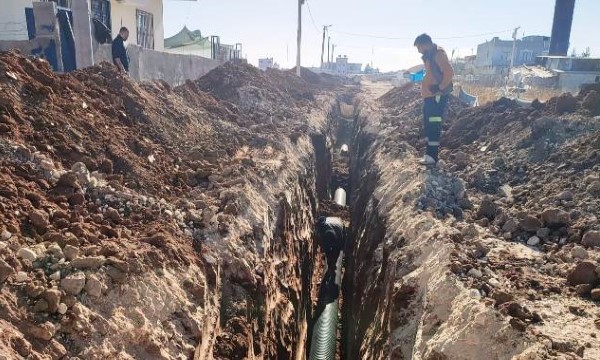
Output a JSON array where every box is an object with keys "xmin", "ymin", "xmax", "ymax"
[
  {"xmin": 93, "ymin": 42, "xmax": 221, "ymax": 85},
  {"xmin": 558, "ymin": 71, "xmax": 600, "ymax": 93},
  {"xmin": 0, "ymin": 0, "xmax": 35, "ymax": 41},
  {"xmin": 164, "ymin": 43, "xmax": 212, "ymax": 59},
  {"xmin": 110, "ymin": 0, "xmax": 164, "ymax": 51}
]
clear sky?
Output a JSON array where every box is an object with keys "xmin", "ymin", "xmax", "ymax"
[{"xmin": 164, "ymin": 0, "xmax": 600, "ymax": 72}]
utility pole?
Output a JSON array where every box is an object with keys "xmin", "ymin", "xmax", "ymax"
[
  {"xmin": 331, "ymin": 44, "xmax": 336, "ymax": 64},
  {"xmin": 327, "ymin": 36, "xmax": 331, "ymax": 68},
  {"xmin": 509, "ymin": 26, "xmax": 520, "ymax": 72},
  {"xmin": 296, "ymin": 0, "xmax": 305, "ymax": 76},
  {"xmin": 507, "ymin": 26, "xmax": 520, "ymax": 93},
  {"xmin": 320, "ymin": 25, "xmax": 332, "ymax": 69}
]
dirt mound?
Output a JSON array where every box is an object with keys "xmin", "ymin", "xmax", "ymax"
[
  {"xmin": 266, "ymin": 67, "xmax": 315, "ymax": 101},
  {"xmin": 579, "ymin": 82, "xmax": 600, "ymax": 97},
  {"xmin": 360, "ymin": 81, "xmax": 600, "ymax": 359},
  {"xmin": 196, "ymin": 62, "xmax": 318, "ymax": 112},
  {"xmin": 377, "ymin": 82, "xmax": 415, "ymax": 106},
  {"xmin": 0, "ymin": 49, "xmax": 334, "ymax": 359}
]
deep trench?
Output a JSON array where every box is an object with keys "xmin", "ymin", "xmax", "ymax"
[{"xmin": 305, "ymin": 95, "xmax": 360, "ymax": 360}]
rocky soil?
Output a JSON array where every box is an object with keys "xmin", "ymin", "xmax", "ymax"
[
  {"xmin": 343, "ymin": 81, "xmax": 600, "ymax": 359},
  {"xmin": 0, "ymin": 50, "xmax": 344, "ymax": 359},
  {"xmin": 3, "ymin": 46, "xmax": 600, "ymax": 360}
]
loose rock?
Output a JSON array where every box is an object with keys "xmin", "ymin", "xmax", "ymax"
[
  {"xmin": 84, "ymin": 275, "xmax": 103, "ymax": 297},
  {"xmin": 0, "ymin": 259, "xmax": 15, "ymax": 283},
  {"xmin": 468, "ymin": 268, "xmax": 483, "ymax": 278},
  {"xmin": 541, "ymin": 208, "xmax": 570, "ymax": 228},
  {"xmin": 63, "ymin": 245, "xmax": 80, "ymax": 261},
  {"xmin": 44, "ymin": 289, "xmax": 61, "ymax": 313},
  {"xmin": 29, "ymin": 210, "xmax": 49, "ymax": 231},
  {"xmin": 520, "ymin": 215, "xmax": 542, "ymax": 232},
  {"xmin": 477, "ymin": 198, "xmax": 498, "ymax": 220},
  {"xmin": 587, "ymin": 181, "xmax": 600, "ymax": 197},
  {"xmin": 0, "ymin": 229, "xmax": 11, "ymax": 241},
  {"xmin": 571, "ymin": 246, "xmax": 589, "ymax": 260},
  {"xmin": 28, "ymin": 321, "xmax": 56, "ymax": 341},
  {"xmin": 15, "ymin": 271, "xmax": 28, "ymax": 282},
  {"xmin": 17, "ymin": 247, "xmax": 37, "ymax": 262},
  {"xmin": 61, "ymin": 272, "xmax": 86, "ymax": 295},
  {"xmin": 581, "ymin": 231, "xmax": 600, "ymax": 248},
  {"xmin": 527, "ymin": 236, "xmax": 540, "ymax": 246},
  {"xmin": 70, "ymin": 256, "xmax": 105, "ymax": 269},
  {"xmin": 567, "ymin": 261, "xmax": 599, "ymax": 286}
]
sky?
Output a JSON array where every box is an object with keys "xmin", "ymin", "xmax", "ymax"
[{"xmin": 163, "ymin": 0, "xmax": 600, "ymax": 72}]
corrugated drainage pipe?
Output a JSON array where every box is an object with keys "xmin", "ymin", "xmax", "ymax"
[{"xmin": 310, "ymin": 185, "xmax": 346, "ymax": 360}]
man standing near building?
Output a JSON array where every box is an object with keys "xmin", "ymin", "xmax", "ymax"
[
  {"xmin": 414, "ymin": 34, "xmax": 454, "ymax": 166},
  {"xmin": 112, "ymin": 27, "xmax": 130, "ymax": 74}
]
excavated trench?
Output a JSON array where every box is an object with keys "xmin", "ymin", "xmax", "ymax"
[{"xmin": 306, "ymin": 98, "xmax": 354, "ymax": 360}]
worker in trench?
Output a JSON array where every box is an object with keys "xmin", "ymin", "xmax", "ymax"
[
  {"xmin": 112, "ymin": 27, "xmax": 130, "ymax": 75},
  {"xmin": 315, "ymin": 216, "xmax": 345, "ymax": 271},
  {"xmin": 414, "ymin": 34, "xmax": 454, "ymax": 166}
]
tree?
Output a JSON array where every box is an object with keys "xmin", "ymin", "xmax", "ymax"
[
  {"xmin": 570, "ymin": 48, "xmax": 577, "ymax": 57},
  {"xmin": 581, "ymin": 47, "xmax": 592, "ymax": 58}
]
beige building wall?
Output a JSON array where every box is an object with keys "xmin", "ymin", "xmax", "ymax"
[
  {"xmin": 110, "ymin": 0, "xmax": 164, "ymax": 51},
  {"xmin": 0, "ymin": 0, "xmax": 35, "ymax": 41}
]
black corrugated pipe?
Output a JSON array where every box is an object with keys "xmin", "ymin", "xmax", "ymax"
[
  {"xmin": 309, "ymin": 216, "xmax": 344, "ymax": 360},
  {"xmin": 309, "ymin": 184, "xmax": 347, "ymax": 360},
  {"xmin": 549, "ymin": 0, "xmax": 576, "ymax": 56}
]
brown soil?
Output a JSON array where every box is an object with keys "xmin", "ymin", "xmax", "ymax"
[
  {"xmin": 0, "ymin": 50, "xmax": 341, "ymax": 359},
  {"xmin": 343, "ymin": 81, "xmax": 600, "ymax": 359}
]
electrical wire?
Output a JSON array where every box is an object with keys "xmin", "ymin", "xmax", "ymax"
[
  {"xmin": 305, "ymin": 0, "xmax": 321, "ymax": 33},
  {"xmin": 330, "ymin": 28, "xmax": 514, "ymax": 40}
]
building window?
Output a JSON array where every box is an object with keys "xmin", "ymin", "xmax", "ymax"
[
  {"xmin": 91, "ymin": 0, "xmax": 111, "ymax": 30},
  {"xmin": 136, "ymin": 9, "xmax": 154, "ymax": 49}
]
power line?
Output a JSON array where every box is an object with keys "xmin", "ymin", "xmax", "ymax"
[
  {"xmin": 305, "ymin": 0, "xmax": 321, "ymax": 33},
  {"xmin": 330, "ymin": 28, "xmax": 514, "ymax": 40}
]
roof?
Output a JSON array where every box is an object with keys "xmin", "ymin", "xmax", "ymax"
[
  {"xmin": 537, "ymin": 55, "xmax": 600, "ymax": 60},
  {"xmin": 164, "ymin": 26, "xmax": 209, "ymax": 49}
]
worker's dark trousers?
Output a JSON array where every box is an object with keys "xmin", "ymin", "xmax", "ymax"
[{"xmin": 423, "ymin": 95, "xmax": 449, "ymax": 162}]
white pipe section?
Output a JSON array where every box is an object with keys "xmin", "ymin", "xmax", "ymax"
[
  {"xmin": 340, "ymin": 144, "xmax": 349, "ymax": 154},
  {"xmin": 334, "ymin": 188, "xmax": 346, "ymax": 206}
]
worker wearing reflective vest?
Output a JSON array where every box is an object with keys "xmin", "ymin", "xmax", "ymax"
[{"xmin": 414, "ymin": 34, "xmax": 454, "ymax": 165}]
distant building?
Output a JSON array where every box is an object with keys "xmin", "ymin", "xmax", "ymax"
[
  {"xmin": 330, "ymin": 55, "xmax": 361, "ymax": 76},
  {"xmin": 0, "ymin": 0, "xmax": 226, "ymax": 85},
  {"xmin": 164, "ymin": 26, "xmax": 212, "ymax": 58},
  {"xmin": 536, "ymin": 55, "xmax": 600, "ymax": 93},
  {"xmin": 258, "ymin": 58, "xmax": 280, "ymax": 71},
  {"xmin": 475, "ymin": 36, "xmax": 550, "ymax": 76},
  {"xmin": 165, "ymin": 27, "xmax": 241, "ymax": 62}
]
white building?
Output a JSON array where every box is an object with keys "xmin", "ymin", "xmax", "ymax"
[
  {"xmin": 0, "ymin": 0, "xmax": 169, "ymax": 51},
  {"xmin": 0, "ymin": 0, "xmax": 224, "ymax": 85},
  {"xmin": 331, "ymin": 55, "xmax": 361, "ymax": 76},
  {"xmin": 258, "ymin": 57, "xmax": 280, "ymax": 71}
]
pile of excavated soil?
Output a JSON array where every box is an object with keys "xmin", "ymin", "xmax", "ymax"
[
  {"xmin": 345, "ymin": 81, "xmax": 600, "ymax": 359},
  {"xmin": 0, "ymin": 50, "xmax": 336, "ymax": 359}
]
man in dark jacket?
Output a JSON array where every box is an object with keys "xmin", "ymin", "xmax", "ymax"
[
  {"xmin": 112, "ymin": 27, "xmax": 130, "ymax": 74},
  {"xmin": 414, "ymin": 33, "xmax": 454, "ymax": 166},
  {"xmin": 316, "ymin": 216, "xmax": 344, "ymax": 270}
]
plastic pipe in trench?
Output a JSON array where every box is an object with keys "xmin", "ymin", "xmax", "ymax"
[{"xmin": 309, "ymin": 187, "xmax": 346, "ymax": 360}]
